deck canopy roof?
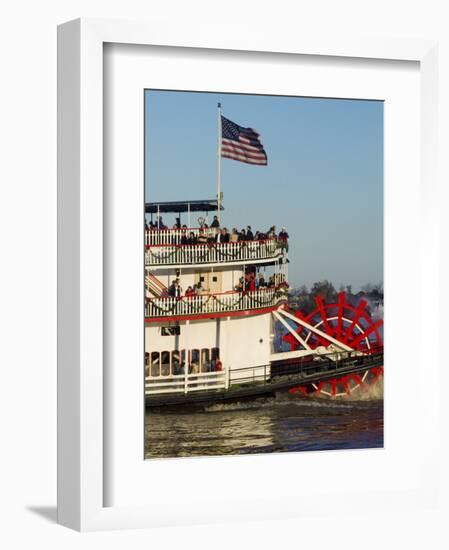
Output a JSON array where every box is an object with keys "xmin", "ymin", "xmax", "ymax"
[{"xmin": 145, "ymin": 199, "xmax": 224, "ymax": 214}]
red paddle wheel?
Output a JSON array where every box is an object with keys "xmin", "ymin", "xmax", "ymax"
[{"xmin": 283, "ymin": 292, "xmax": 383, "ymax": 398}]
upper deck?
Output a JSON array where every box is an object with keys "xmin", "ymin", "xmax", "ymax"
[{"xmin": 145, "ymin": 227, "xmax": 287, "ymax": 267}]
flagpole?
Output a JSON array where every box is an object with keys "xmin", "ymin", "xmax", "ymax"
[{"xmin": 217, "ymin": 102, "xmax": 222, "ymax": 225}]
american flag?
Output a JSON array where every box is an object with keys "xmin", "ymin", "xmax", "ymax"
[{"xmin": 221, "ymin": 115, "xmax": 268, "ymax": 166}]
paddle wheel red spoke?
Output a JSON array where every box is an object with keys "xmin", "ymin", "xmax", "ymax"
[
  {"xmin": 283, "ymin": 291, "xmax": 383, "ymax": 354},
  {"xmin": 282, "ymin": 292, "xmax": 383, "ymax": 398}
]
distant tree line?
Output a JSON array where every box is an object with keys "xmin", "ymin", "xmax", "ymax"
[{"xmin": 289, "ymin": 280, "xmax": 383, "ymax": 314}]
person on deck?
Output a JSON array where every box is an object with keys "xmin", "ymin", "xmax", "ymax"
[
  {"xmin": 248, "ymin": 274, "xmax": 256, "ymax": 291},
  {"xmin": 246, "ymin": 226, "xmax": 254, "ymax": 241},
  {"xmin": 236, "ymin": 276, "xmax": 244, "ymax": 292},
  {"xmin": 230, "ymin": 228, "xmax": 239, "ymax": 243},
  {"xmin": 175, "ymin": 279, "xmax": 182, "ymax": 297},
  {"xmin": 168, "ymin": 280, "xmax": 177, "ymax": 298},
  {"xmin": 216, "ymin": 228, "xmax": 230, "ymax": 243},
  {"xmin": 278, "ymin": 227, "xmax": 289, "ymax": 241},
  {"xmin": 187, "ymin": 231, "xmax": 197, "ymax": 245},
  {"xmin": 278, "ymin": 227, "xmax": 289, "ymax": 251},
  {"xmin": 210, "ymin": 215, "xmax": 220, "ymax": 228},
  {"xmin": 195, "ymin": 281, "xmax": 205, "ymax": 295},
  {"xmin": 197, "ymin": 228, "xmax": 208, "ymax": 245},
  {"xmin": 267, "ymin": 225, "xmax": 276, "ymax": 239}
]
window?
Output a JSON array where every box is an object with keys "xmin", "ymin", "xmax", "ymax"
[
  {"xmin": 145, "ymin": 352, "xmax": 150, "ymax": 377},
  {"xmin": 211, "ymin": 348, "xmax": 220, "ymax": 371},
  {"xmin": 191, "ymin": 349, "xmax": 200, "ymax": 373},
  {"xmin": 161, "ymin": 326, "xmax": 180, "ymax": 336},
  {"xmin": 171, "ymin": 351, "xmax": 180, "ymax": 375},
  {"xmin": 201, "ymin": 348, "xmax": 210, "ymax": 372},
  {"xmin": 150, "ymin": 352, "xmax": 160, "ymax": 377},
  {"xmin": 161, "ymin": 351, "xmax": 170, "ymax": 376}
]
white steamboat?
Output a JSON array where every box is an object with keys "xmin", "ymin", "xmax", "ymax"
[
  {"xmin": 145, "ymin": 199, "xmax": 290, "ymax": 399},
  {"xmin": 144, "ymin": 199, "xmax": 384, "ymax": 407}
]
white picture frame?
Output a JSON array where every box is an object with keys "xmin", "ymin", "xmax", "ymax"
[{"xmin": 57, "ymin": 18, "xmax": 441, "ymax": 531}]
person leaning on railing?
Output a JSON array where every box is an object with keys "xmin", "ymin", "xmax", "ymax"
[
  {"xmin": 215, "ymin": 228, "xmax": 230, "ymax": 243},
  {"xmin": 230, "ymin": 228, "xmax": 239, "ymax": 243},
  {"xmin": 187, "ymin": 231, "xmax": 197, "ymax": 245},
  {"xmin": 197, "ymin": 228, "xmax": 208, "ymax": 245},
  {"xmin": 184, "ymin": 286, "xmax": 195, "ymax": 313},
  {"xmin": 168, "ymin": 280, "xmax": 177, "ymax": 297},
  {"xmin": 257, "ymin": 273, "xmax": 267, "ymax": 288},
  {"xmin": 278, "ymin": 227, "xmax": 289, "ymax": 251}
]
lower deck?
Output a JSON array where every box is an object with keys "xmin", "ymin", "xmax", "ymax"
[
  {"xmin": 145, "ymin": 352, "xmax": 384, "ymax": 407},
  {"xmin": 145, "ymin": 311, "xmax": 275, "ymax": 384}
]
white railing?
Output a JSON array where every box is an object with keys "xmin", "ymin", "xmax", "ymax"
[
  {"xmin": 145, "ymin": 227, "xmax": 204, "ymax": 246},
  {"xmin": 145, "ymin": 286, "xmax": 288, "ymax": 319},
  {"xmin": 145, "ymin": 363, "xmax": 273, "ymax": 396},
  {"xmin": 145, "ymin": 370, "xmax": 227, "ymax": 395},
  {"xmin": 145, "ymin": 239, "xmax": 285, "ymax": 266}
]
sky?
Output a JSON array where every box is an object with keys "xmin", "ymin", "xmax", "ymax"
[{"xmin": 145, "ymin": 90, "xmax": 383, "ymax": 292}]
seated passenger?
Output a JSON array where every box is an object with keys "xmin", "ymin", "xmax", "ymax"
[
  {"xmin": 187, "ymin": 231, "xmax": 197, "ymax": 245},
  {"xmin": 191, "ymin": 362, "xmax": 200, "ymax": 374}
]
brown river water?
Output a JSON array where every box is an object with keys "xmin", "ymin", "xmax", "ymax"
[{"xmin": 145, "ymin": 381, "xmax": 383, "ymax": 459}]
